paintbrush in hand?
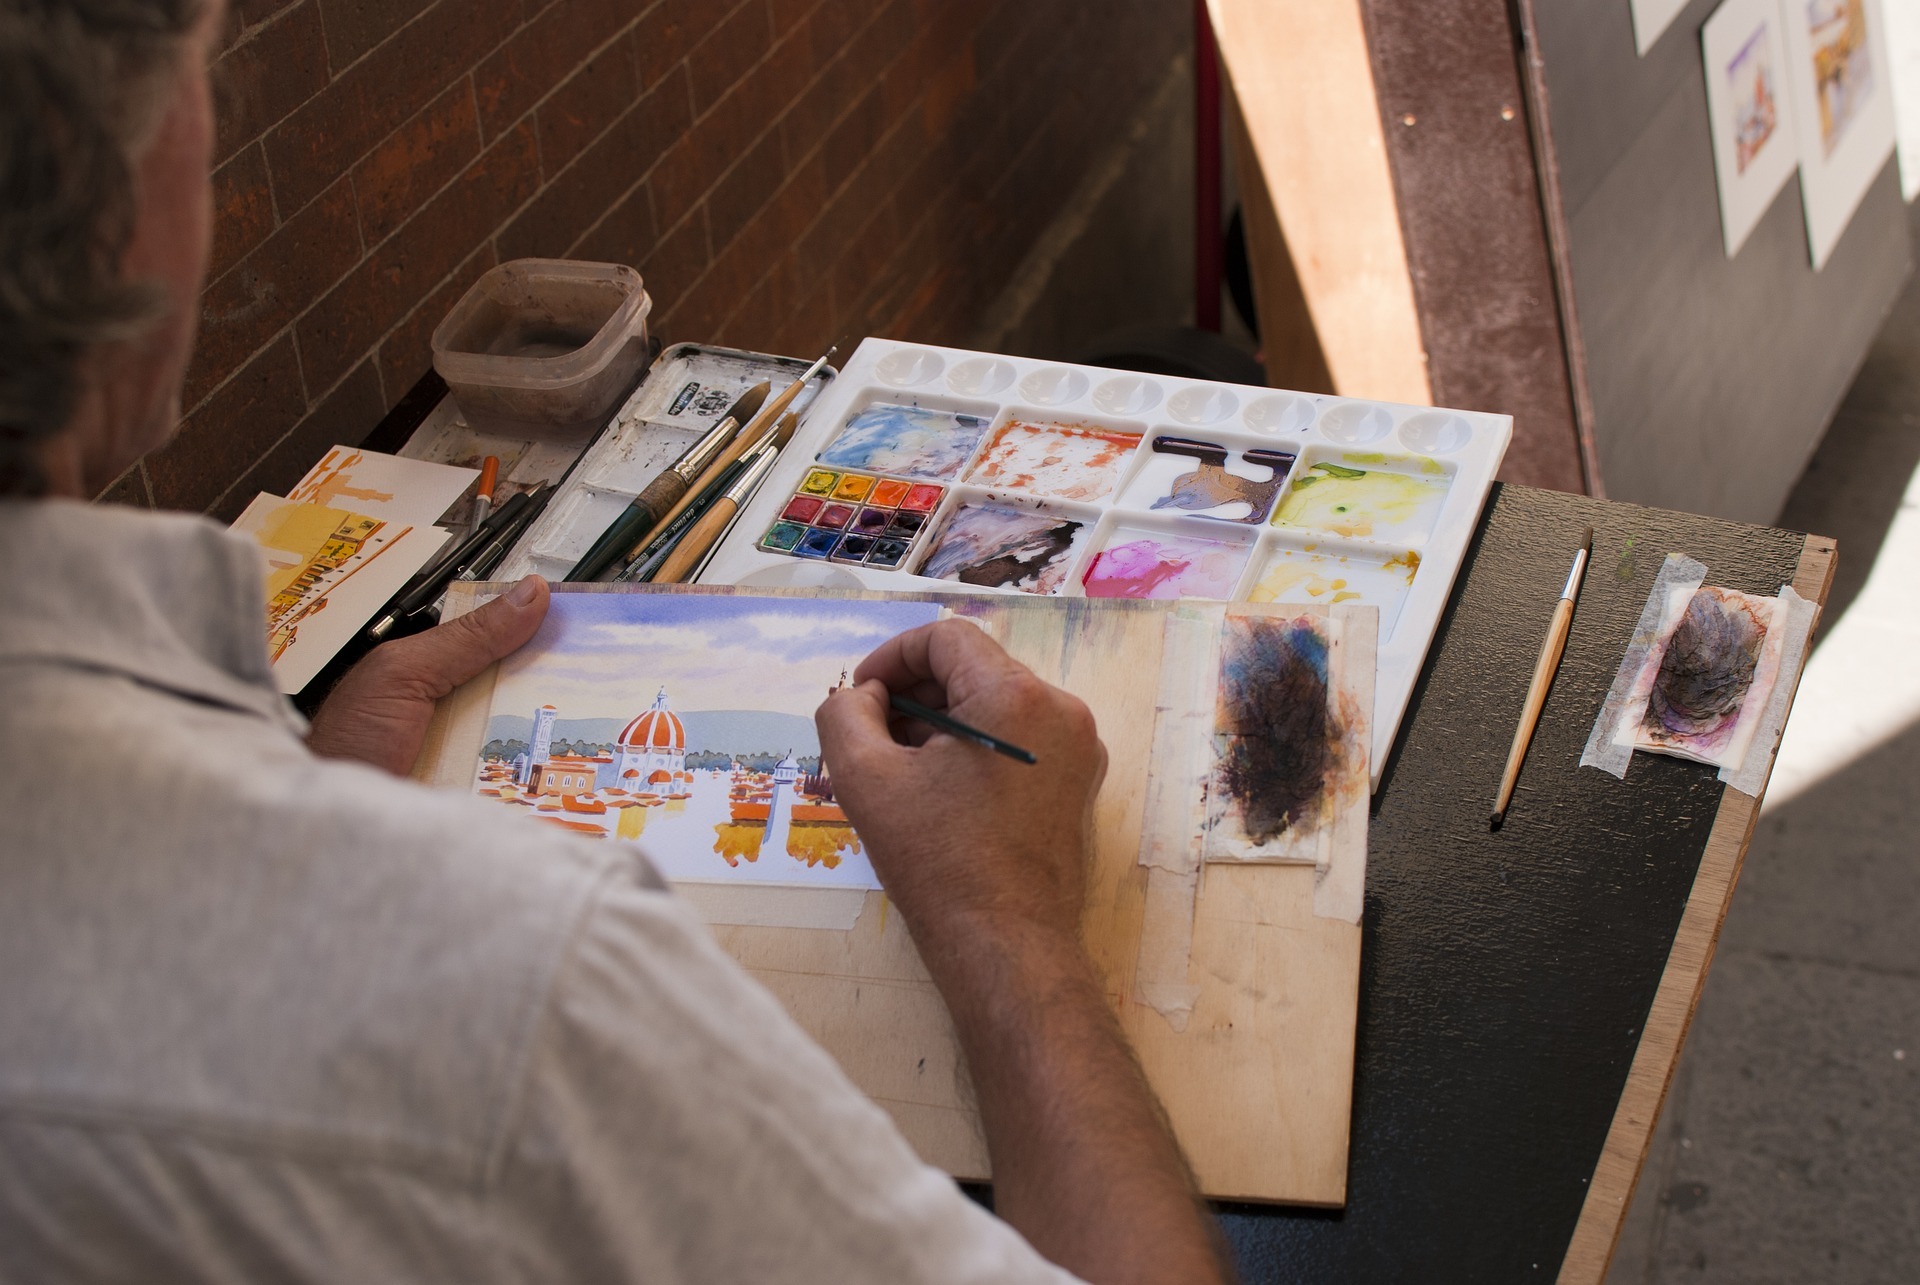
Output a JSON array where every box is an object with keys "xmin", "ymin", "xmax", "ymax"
[
  {"xmin": 889, "ymin": 695, "xmax": 1037, "ymax": 764},
  {"xmin": 1490, "ymin": 526, "xmax": 1593, "ymax": 829}
]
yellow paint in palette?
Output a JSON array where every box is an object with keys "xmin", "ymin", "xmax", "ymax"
[
  {"xmin": 1249, "ymin": 547, "xmax": 1423, "ymax": 639},
  {"xmin": 800, "ymin": 469, "xmax": 840, "ymax": 496},
  {"xmin": 1271, "ymin": 462, "xmax": 1449, "ymax": 543}
]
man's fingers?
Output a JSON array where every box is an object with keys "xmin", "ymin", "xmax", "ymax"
[
  {"xmin": 381, "ymin": 575, "xmax": 549, "ymax": 697},
  {"xmin": 815, "ymin": 678, "xmax": 898, "ymax": 776},
  {"xmin": 852, "ymin": 619, "xmax": 1021, "ymax": 699}
]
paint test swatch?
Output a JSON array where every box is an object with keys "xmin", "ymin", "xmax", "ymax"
[
  {"xmin": 1118, "ymin": 436, "xmax": 1294, "ymax": 523},
  {"xmin": 818, "ymin": 403, "xmax": 992, "ymax": 480},
  {"xmin": 919, "ymin": 502, "xmax": 1089, "ymax": 595},
  {"xmin": 1248, "ymin": 546, "xmax": 1420, "ymax": 640},
  {"xmin": 1079, "ymin": 529, "xmax": 1250, "ymax": 600},
  {"xmin": 1271, "ymin": 462, "xmax": 1450, "ymax": 544},
  {"xmin": 759, "ymin": 469, "xmax": 942, "ymax": 570},
  {"xmin": 964, "ymin": 420, "xmax": 1141, "ymax": 502}
]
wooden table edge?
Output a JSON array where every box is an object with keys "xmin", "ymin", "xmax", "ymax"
[{"xmin": 1555, "ymin": 533, "xmax": 1838, "ymax": 1285}]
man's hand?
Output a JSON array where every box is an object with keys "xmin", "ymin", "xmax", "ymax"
[
  {"xmin": 816, "ymin": 620, "xmax": 1232, "ymax": 1285},
  {"xmin": 307, "ymin": 575, "xmax": 549, "ymax": 777},
  {"xmin": 815, "ymin": 618, "xmax": 1106, "ymax": 956}
]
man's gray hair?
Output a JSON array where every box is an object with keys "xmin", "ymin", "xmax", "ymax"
[{"xmin": 0, "ymin": 0, "xmax": 204, "ymax": 496}]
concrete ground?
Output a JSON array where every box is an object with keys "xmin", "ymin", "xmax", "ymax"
[{"xmin": 1606, "ymin": 198, "xmax": 1920, "ymax": 1283}]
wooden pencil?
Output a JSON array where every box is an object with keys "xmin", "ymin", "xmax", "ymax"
[{"xmin": 1490, "ymin": 526, "xmax": 1593, "ymax": 829}]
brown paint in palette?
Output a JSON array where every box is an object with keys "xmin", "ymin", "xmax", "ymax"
[{"xmin": 964, "ymin": 420, "xmax": 1140, "ymax": 502}]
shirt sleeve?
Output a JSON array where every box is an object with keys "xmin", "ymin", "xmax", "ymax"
[{"xmin": 486, "ymin": 860, "xmax": 1086, "ymax": 1285}]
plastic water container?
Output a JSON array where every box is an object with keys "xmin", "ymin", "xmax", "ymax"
[{"xmin": 431, "ymin": 259, "xmax": 652, "ymax": 440}]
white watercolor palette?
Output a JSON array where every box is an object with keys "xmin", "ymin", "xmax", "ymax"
[{"xmin": 700, "ymin": 339, "xmax": 1512, "ymax": 785}]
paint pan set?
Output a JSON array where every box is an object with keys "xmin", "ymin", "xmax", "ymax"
[
  {"xmin": 490, "ymin": 343, "xmax": 833, "ymax": 582},
  {"xmin": 700, "ymin": 339, "xmax": 1512, "ymax": 778}
]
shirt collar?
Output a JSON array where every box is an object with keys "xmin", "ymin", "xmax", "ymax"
[{"xmin": 0, "ymin": 498, "xmax": 308, "ymax": 737}]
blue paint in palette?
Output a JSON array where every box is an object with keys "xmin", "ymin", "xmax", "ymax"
[{"xmin": 817, "ymin": 403, "xmax": 990, "ymax": 480}]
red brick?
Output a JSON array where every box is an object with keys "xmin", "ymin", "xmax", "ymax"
[
  {"xmin": 152, "ymin": 334, "xmax": 307, "ymax": 512},
  {"xmin": 769, "ymin": 0, "xmax": 826, "ymax": 32},
  {"xmin": 95, "ymin": 463, "xmax": 152, "ymax": 508},
  {"xmin": 568, "ymin": 182, "xmax": 660, "ymax": 272},
  {"xmin": 632, "ymin": 0, "xmax": 734, "ymax": 92},
  {"xmin": 497, "ymin": 67, "xmax": 691, "ymax": 263},
  {"xmin": 375, "ymin": 245, "xmax": 497, "ymax": 405},
  {"xmin": 352, "ymin": 81, "xmax": 482, "ymax": 245},
  {"xmin": 318, "ymin": 0, "xmax": 436, "ymax": 72},
  {"xmin": 234, "ymin": 0, "xmax": 301, "ymax": 30},
  {"xmin": 705, "ymin": 127, "xmax": 787, "ymax": 254},
  {"xmin": 298, "ymin": 122, "xmax": 541, "ymax": 391},
  {"xmin": 649, "ymin": 65, "xmax": 788, "ymax": 226},
  {"xmin": 685, "ymin": 1, "xmax": 770, "ymax": 118},
  {"xmin": 211, "ymin": 0, "xmax": 327, "ymax": 163},
  {"xmin": 264, "ymin": 0, "xmax": 508, "ymax": 213},
  {"xmin": 639, "ymin": 206, "xmax": 712, "ymax": 339},
  {"xmin": 187, "ymin": 177, "xmax": 361, "ymax": 410},
  {"xmin": 210, "ymin": 359, "xmax": 387, "ymax": 521},
  {"xmin": 472, "ymin": 0, "xmax": 635, "ymax": 141},
  {"xmin": 208, "ymin": 143, "xmax": 276, "ymax": 281},
  {"xmin": 536, "ymin": 41, "xmax": 641, "ymax": 179}
]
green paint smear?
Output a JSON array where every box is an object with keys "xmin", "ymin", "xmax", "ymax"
[{"xmin": 1272, "ymin": 464, "xmax": 1448, "ymax": 540}]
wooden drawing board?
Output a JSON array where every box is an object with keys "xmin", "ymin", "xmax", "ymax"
[{"xmin": 419, "ymin": 585, "xmax": 1364, "ymax": 1207}]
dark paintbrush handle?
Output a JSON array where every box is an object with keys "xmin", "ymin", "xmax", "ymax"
[{"xmin": 565, "ymin": 471, "xmax": 689, "ymax": 583}]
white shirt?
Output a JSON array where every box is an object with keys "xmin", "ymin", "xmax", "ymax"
[{"xmin": 0, "ymin": 498, "xmax": 1076, "ymax": 1284}]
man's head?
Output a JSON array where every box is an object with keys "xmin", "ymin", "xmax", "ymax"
[{"xmin": 0, "ymin": 0, "xmax": 222, "ymax": 500}]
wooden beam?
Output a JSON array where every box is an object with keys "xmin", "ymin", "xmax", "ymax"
[{"xmin": 1207, "ymin": 0, "xmax": 1432, "ymax": 405}]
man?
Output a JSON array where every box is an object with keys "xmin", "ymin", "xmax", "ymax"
[{"xmin": 0, "ymin": 3, "xmax": 1234, "ymax": 1281}]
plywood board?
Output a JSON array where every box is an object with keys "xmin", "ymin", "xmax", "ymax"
[{"xmin": 419, "ymin": 587, "xmax": 1363, "ymax": 1207}]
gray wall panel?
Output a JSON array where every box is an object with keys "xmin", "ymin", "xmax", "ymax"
[{"xmin": 1537, "ymin": 0, "xmax": 1909, "ymax": 521}]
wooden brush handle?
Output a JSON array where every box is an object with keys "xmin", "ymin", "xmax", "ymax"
[
  {"xmin": 1493, "ymin": 597, "xmax": 1574, "ymax": 816},
  {"xmin": 653, "ymin": 498, "xmax": 738, "ymax": 585}
]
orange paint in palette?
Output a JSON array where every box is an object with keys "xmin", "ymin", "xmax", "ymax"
[{"xmin": 964, "ymin": 420, "xmax": 1141, "ymax": 502}]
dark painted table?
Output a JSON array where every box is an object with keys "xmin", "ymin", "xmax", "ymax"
[{"xmin": 1216, "ymin": 482, "xmax": 1828, "ymax": 1282}]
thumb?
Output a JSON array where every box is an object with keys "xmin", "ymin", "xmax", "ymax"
[
  {"xmin": 815, "ymin": 677, "xmax": 895, "ymax": 777},
  {"xmin": 383, "ymin": 575, "xmax": 549, "ymax": 697}
]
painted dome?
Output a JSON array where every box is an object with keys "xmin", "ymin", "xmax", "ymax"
[{"xmin": 618, "ymin": 688, "xmax": 685, "ymax": 752}]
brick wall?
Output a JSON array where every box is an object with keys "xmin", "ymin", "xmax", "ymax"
[{"xmin": 102, "ymin": 0, "xmax": 1187, "ymax": 516}]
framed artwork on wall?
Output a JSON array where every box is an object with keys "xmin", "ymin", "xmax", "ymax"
[
  {"xmin": 1703, "ymin": 0, "xmax": 1802, "ymax": 256},
  {"xmin": 1777, "ymin": 0, "xmax": 1898, "ymax": 268}
]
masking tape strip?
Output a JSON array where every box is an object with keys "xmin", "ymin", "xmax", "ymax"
[
  {"xmin": 1131, "ymin": 606, "xmax": 1224, "ymax": 1029},
  {"xmin": 1721, "ymin": 585, "xmax": 1817, "ymax": 796},
  {"xmin": 1312, "ymin": 602, "xmax": 1376, "ymax": 925},
  {"xmin": 1581, "ymin": 553, "xmax": 1709, "ymax": 778}
]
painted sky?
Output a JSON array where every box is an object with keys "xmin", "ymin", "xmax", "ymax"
[{"xmin": 489, "ymin": 591, "xmax": 943, "ymax": 722}]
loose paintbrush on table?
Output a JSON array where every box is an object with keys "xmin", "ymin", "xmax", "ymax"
[{"xmin": 1490, "ymin": 526, "xmax": 1593, "ymax": 828}]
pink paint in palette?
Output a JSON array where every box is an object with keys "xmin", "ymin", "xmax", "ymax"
[
  {"xmin": 964, "ymin": 420, "xmax": 1140, "ymax": 502},
  {"xmin": 1080, "ymin": 530, "xmax": 1251, "ymax": 600}
]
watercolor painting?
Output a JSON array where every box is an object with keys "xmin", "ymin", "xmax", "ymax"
[
  {"xmin": 1633, "ymin": 585, "xmax": 1786, "ymax": 767},
  {"xmin": 230, "ymin": 492, "xmax": 442, "ymax": 694},
  {"xmin": 289, "ymin": 445, "xmax": 478, "ymax": 527},
  {"xmin": 1806, "ymin": 0, "xmax": 1875, "ymax": 156},
  {"xmin": 472, "ymin": 593, "xmax": 944, "ymax": 887},
  {"xmin": 918, "ymin": 502, "xmax": 1088, "ymax": 594},
  {"xmin": 1728, "ymin": 22, "xmax": 1780, "ymax": 173},
  {"xmin": 1270, "ymin": 461, "xmax": 1449, "ymax": 544},
  {"xmin": 1080, "ymin": 530, "xmax": 1249, "ymax": 600},
  {"xmin": 1201, "ymin": 611, "xmax": 1367, "ymax": 864},
  {"xmin": 964, "ymin": 420, "xmax": 1140, "ymax": 502},
  {"xmin": 1117, "ymin": 436, "xmax": 1294, "ymax": 524},
  {"xmin": 817, "ymin": 403, "xmax": 992, "ymax": 480},
  {"xmin": 1248, "ymin": 546, "xmax": 1420, "ymax": 640}
]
